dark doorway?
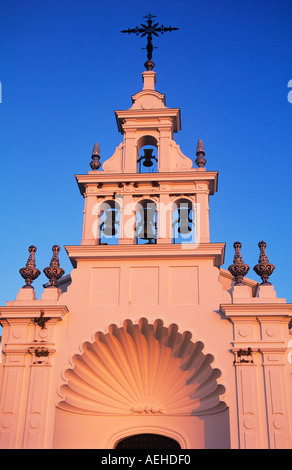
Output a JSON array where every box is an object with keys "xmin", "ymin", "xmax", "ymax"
[{"xmin": 115, "ymin": 433, "xmax": 181, "ymax": 449}]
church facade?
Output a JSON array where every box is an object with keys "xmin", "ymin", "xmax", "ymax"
[{"xmin": 0, "ymin": 66, "xmax": 291, "ymax": 450}]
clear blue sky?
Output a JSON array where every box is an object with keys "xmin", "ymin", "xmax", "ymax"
[{"xmin": 0, "ymin": 0, "xmax": 291, "ymax": 303}]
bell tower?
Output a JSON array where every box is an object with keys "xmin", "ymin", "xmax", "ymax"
[
  {"xmin": 76, "ymin": 74, "xmax": 219, "ymax": 250},
  {"xmin": 74, "ymin": 13, "xmax": 220, "ymax": 251}
]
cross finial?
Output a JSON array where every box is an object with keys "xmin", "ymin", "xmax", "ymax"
[{"xmin": 121, "ymin": 14, "xmax": 179, "ymax": 70}]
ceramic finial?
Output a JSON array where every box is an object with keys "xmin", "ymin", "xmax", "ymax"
[
  {"xmin": 90, "ymin": 143, "xmax": 101, "ymax": 170},
  {"xmin": 195, "ymin": 139, "xmax": 206, "ymax": 168},
  {"xmin": 253, "ymin": 241, "xmax": 275, "ymax": 285},
  {"xmin": 43, "ymin": 245, "xmax": 65, "ymax": 287},
  {"xmin": 228, "ymin": 241, "xmax": 250, "ymax": 285},
  {"xmin": 19, "ymin": 245, "xmax": 41, "ymax": 288}
]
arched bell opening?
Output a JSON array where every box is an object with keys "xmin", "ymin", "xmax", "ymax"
[
  {"xmin": 115, "ymin": 433, "xmax": 181, "ymax": 449},
  {"xmin": 172, "ymin": 198, "xmax": 195, "ymax": 244},
  {"xmin": 98, "ymin": 199, "xmax": 120, "ymax": 245},
  {"xmin": 135, "ymin": 199, "xmax": 157, "ymax": 245},
  {"xmin": 137, "ymin": 135, "xmax": 158, "ymax": 173}
]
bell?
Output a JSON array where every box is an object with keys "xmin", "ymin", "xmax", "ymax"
[
  {"xmin": 137, "ymin": 224, "xmax": 156, "ymax": 240},
  {"xmin": 101, "ymin": 209, "xmax": 118, "ymax": 236},
  {"xmin": 177, "ymin": 205, "xmax": 192, "ymax": 234},
  {"xmin": 142, "ymin": 149, "xmax": 154, "ymax": 167},
  {"xmin": 137, "ymin": 204, "xmax": 156, "ymax": 240}
]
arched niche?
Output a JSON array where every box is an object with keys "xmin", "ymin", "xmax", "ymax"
[
  {"xmin": 97, "ymin": 199, "xmax": 120, "ymax": 245},
  {"xmin": 137, "ymin": 135, "xmax": 158, "ymax": 173},
  {"xmin": 172, "ymin": 198, "xmax": 195, "ymax": 244},
  {"xmin": 135, "ymin": 198, "xmax": 157, "ymax": 244}
]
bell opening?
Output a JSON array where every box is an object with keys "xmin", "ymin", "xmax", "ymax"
[
  {"xmin": 137, "ymin": 145, "xmax": 158, "ymax": 173},
  {"xmin": 136, "ymin": 200, "xmax": 157, "ymax": 245},
  {"xmin": 172, "ymin": 200, "xmax": 195, "ymax": 244},
  {"xmin": 99, "ymin": 201, "xmax": 120, "ymax": 245}
]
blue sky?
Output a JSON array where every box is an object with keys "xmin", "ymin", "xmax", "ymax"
[{"xmin": 0, "ymin": 0, "xmax": 291, "ymax": 303}]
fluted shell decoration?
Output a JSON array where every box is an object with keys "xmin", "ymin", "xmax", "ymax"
[{"xmin": 58, "ymin": 318, "xmax": 226, "ymax": 416}]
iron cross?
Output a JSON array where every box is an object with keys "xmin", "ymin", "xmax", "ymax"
[{"xmin": 121, "ymin": 13, "xmax": 179, "ymax": 70}]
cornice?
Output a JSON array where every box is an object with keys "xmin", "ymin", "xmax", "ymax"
[
  {"xmin": 65, "ymin": 242, "xmax": 225, "ymax": 269},
  {"xmin": 75, "ymin": 170, "xmax": 218, "ymax": 196},
  {"xmin": 115, "ymin": 107, "xmax": 181, "ymax": 133},
  {"xmin": 0, "ymin": 305, "xmax": 69, "ymax": 320},
  {"xmin": 220, "ymin": 303, "xmax": 292, "ymax": 317}
]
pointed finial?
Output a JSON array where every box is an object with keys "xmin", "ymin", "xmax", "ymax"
[
  {"xmin": 19, "ymin": 245, "xmax": 41, "ymax": 288},
  {"xmin": 90, "ymin": 143, "xmax": 101, "ymax": 170},
  {"xmin": 43, "ymin": 245, "xmax": 65, "ymax": 287},
  {"xmin": 228, "ymin": 242, "xmax": 250, "ymax": 285},
  {"xmin": 195, "ymin": 139, "xmax": 207, "ymax": 168},
  {"xmin": 253, "ymin": 241, "xmax": 275, "ymax": 285}
]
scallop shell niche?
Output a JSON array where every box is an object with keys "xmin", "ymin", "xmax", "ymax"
[{"xmin": 58, "ymin": 318, "xmax": 226, "ymax": 416}]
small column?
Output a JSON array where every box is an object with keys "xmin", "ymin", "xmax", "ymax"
[
  {"xmin": 123, "ymin": 129, "xmax": 138, "ymax": 173},
  {"xmin": 158, "ymin": 125, "xmax": 173, "ymax": 172},
  {"xmin": 82, "ymin": 191, "xmax": 98, "ymax": 244},
  {"xmin": 195, "ymin": 183, "xmax": 210, "ymax": 243},
  {"xmin": 157, "ymin": 192, "xmax": 172, "ymax": 244},
  {"xmin": 119, "ymin": 193, "xmax": 136, "ymax": 244}
]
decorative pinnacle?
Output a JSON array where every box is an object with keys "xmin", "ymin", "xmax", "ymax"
[
  {"xmin": 90, "ymin": 143, "xmax": 101, "ymax": 171},
  {"xmin": 43, "ymin": 245, "xmax": 65, "ymax": 287},
  {"xmin": 195, "ymin": 139, "xmax": 207, "ymax": 168},
  {"xmin": 228, "ymin": 242, "xmax": 250, "ymax": 286},
  {"xmin": 253, "ymin": 241, "xmax": 275, "ymax": 285},
  {"xmin": 121, "ymin": 13, "xmax": 179, "ymax": 71},
  {"xmin": 19, "ymin": 245, "xmax": 41, "ymax": 288}
]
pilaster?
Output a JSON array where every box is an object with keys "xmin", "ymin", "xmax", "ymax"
[
  {"xmin": 233, "ymin": 353, "xmax": 268, "ymax": 448},
  {"xmin": 0, "ymin": 318, "xmax": 31, "ymax": 448},
  {"xmin": 260, "ymin": 340, "xmax": 291, "ymax": 448},
  {"xmin": 81, "ymin": 190, "xmax": 98, "ymax": 245},
  {"xmin": 221, "ymin": 285, "xmax": 292, "ymax": 449},
  {"xmin": 119, "ymin": 192, "xmax": 136, "ymax": 244},
  {"xmin": 0, "ymin": 297, "xmax": 68, "ymax": 449},
  {"xmin": 195, "ymin": 182, "xmax": 210, "ymax": 243}
]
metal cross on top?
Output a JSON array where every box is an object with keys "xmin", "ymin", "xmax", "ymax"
[{"xmin": 121, "ymin": 13, "xmax": 179, "ymax": 70}]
